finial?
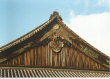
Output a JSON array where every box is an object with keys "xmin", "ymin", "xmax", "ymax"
[{"xmin": 50, "ymin": 11, "xmax": 62, "ymax": 21}]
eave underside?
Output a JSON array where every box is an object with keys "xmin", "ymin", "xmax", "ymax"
[{"xmin": 0, "ymin": 67, "xmax": 110, "ymax": 77}]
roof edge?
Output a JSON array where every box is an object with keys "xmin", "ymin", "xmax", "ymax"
[{"xmin": 0, "ymin": 11, "xmax": 61, "ymax": 52}]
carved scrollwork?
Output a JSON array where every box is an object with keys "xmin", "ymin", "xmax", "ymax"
[
  {"xmin": 49, "ymin": 40, "xmax": 64, "ymax": 53},
  {"xmin": 49, "ymin": 32, "xmax": 64, "ymax": 53},
  {"xmin": 80, "ymin": 44, "xmax": 99, "ymax": 59}
]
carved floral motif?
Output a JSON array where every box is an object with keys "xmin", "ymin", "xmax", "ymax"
[{"xmin": 49, "ymin": 32, "xmax": 64, "ymax": 53}]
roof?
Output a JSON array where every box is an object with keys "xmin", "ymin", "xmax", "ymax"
[
  {"xmin": 0, "ymin": 12, "xmax": 61, "ymax": 52},
  {"xmin": 0, "ymin": 67, "xmax": 110, "ymax": 77},
  {"xmin": 0, "ymin": 11, "xmax": 110, "ymax": 70}
]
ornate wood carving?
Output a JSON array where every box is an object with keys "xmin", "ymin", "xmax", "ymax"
[
  {"xmin": 49, "ymin": 33, "xmax": 64, "ymax": 53},
  {"xmin": 81, "ymin": 45, "xmax": 99, "ymax": 59}
]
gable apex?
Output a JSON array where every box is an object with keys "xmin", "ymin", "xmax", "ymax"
[{"xmin": 50, "ymin": 11, "xmax": 62, "ymax": 21}]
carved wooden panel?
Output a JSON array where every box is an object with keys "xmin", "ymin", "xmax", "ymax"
[{"xmin": 2, "ymin": 43, "xmax": 107, "ymax": 70}]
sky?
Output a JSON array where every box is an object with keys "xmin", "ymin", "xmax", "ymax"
[{"xmin": 0, "ymin": 0, "xmax": 110, "ymax": 56}]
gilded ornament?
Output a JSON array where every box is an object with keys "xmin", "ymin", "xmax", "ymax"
[
  {"xmin": 50, "ymin": 41, "xmax": 64, "ymax": 53},
  {"xmin": 49, "ymin": 35, "xmax": 64, "ymax": 53},
  {"xmin": 53, "ymin": 24, "xmax": 60, "ymax": 30},
  {"xmin": 0, "ymin": 58, "xmax": 7, "ymax": 63}
]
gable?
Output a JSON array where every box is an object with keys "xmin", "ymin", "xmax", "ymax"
[{"xmin": 0, "ymin": 11, "xmax": 109, "ymax": 71}]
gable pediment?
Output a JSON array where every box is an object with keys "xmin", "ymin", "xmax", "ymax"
[{"xmin": 0, "ymin": 11, "xmax": 109, "ymax": 71}]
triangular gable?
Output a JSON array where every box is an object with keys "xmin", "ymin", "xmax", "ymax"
[{"xmin": 0, "ymin": 11, "xmax": 110, "ymax": 71}]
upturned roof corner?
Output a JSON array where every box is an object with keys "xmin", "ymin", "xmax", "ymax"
[{"xmin": 49, "ymin": 11, "xmax": 62, "ymax": 21}]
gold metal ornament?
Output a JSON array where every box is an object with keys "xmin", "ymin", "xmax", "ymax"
[
  {"xmin": 49, "ymin": 40, "xmax": 64, "ymax": 53},
  {"xmin": 53, "ymin": 24, "xmax": 60, "ymax": 30},
  {"xmin": 49, "ymin": 33, "xmax": 64, "ymax": 53}
]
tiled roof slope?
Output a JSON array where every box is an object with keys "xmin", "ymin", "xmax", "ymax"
[
  {"xmin": 0, "ymin": 12, "xmax": 60, "ymax": 52},
  {"xmin": 0, "ymin": 67, "xmax": 110, "ymax": 77}
]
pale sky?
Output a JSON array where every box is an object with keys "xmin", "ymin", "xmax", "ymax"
[
  {"xmin": 66, "ymin": 11, "xmax": 110, "ymax": 56},
  {"xmin": 0, "ymin": 0, "xmax": 110, "ymax": 56}
]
